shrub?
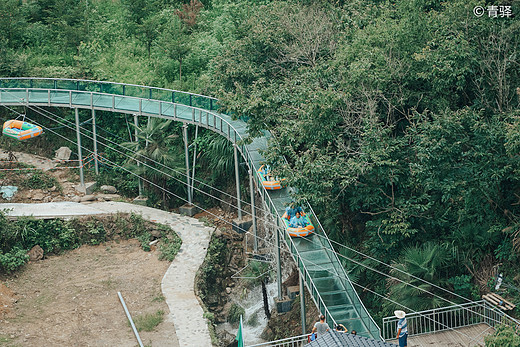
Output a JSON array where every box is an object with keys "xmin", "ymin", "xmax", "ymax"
[
  {"xmin": 158, "ymin": 227, "xmax": 182, "ymax": 261},
  {"xmin": 227, "ymin": 303, "xmax": 245, "ymax": 326},
  {"xmin": 138, "ymin": 232, "xmax": 151, "ymax": 252},
  {"xmin": 0, "ymin": 247, "xmax": 29, "ymax": 273},
  {"xmin": 22, "ymin": 171, "xmax": 60, "ymax": 191}
]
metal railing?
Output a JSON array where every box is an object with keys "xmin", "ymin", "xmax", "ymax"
[
  {"xmin": 0, "ymin": 77, "xmax": 218, "ymax": 110},
  {"xmin": 0, "ymin": 86, "xmax": 251, "ymax": 159},
  {"xmin": 0, "ymin": 81, "xmax": 342, "ymax": 331},
  {"xmin": 246, "ymin": 334, "xmax": 309, "ymax": 347},
  {"xmin": 382, "ymin": 300, "xmax": 520, "ymax": 341},
  {"xmin": 249, "ymin": 169, "xmax": 338, "ymax": 329},
  {"xmin": 0, "ymin": 78, "xmax": 382, "ymax": 340}
]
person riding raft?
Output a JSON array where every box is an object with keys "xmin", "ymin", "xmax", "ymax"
[
  {"xmin": 284, "ymin": 202, "xmax": 304, "ymax": 220},
  {"xmin": 289, "ymin": 211, "xmax": 308, "ymax": 228}
]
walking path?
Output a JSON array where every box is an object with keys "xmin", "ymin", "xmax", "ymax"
[{"xmin": 1, "ymin": 201, "xmax": 214, "ymax": 347}]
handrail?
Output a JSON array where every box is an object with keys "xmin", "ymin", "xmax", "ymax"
[
  {"xmin": 0, "ymin": 77, "xmax": 218, "ymax": 103},
  {"xmin": 382, "ymin": 300, "xmax": 520, "ymax": 341},
  {"xmin": 0, "ymin": 78, "xmax": 381, "ymax": 340},
  {"xmin": 267, "ymin": 130, "xmax": 381, "ymax": 338},
  {"xmin": 251, "ymin": 174, "xmax": 337, "ymax": 327},
  {"xmin": 0, "ymin": 86, "xmax": 251, "ymax": 157},
  {"xmin": 246, "ymin": 333, "xmax": 309, "ymax": 347},
  {"xmin": 0, "ymin": 82, "xmax": 338, "ymax": 328},
  {"xmin": 307, "ymin": 202, "xmax": 382, "ymax": 339}
]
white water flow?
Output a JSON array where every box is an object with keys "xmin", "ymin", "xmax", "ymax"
[{"xmin": 218, "ymin": 280, "xmax": 279, "ymax": 345}]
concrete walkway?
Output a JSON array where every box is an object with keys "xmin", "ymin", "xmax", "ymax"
[{"xmin": 1, "ymin": 201, "xmax": 214, "ymax": 347}]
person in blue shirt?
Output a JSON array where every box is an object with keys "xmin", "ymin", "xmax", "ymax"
[
  {"xmin": 259, "ymin": 165, "xmax": 272, "ymax": 181},
  {"xmin": 395, "ymin": 310, "xmax": 407, "ymax": 347},
  {"xmin": 289, "ymin": 212, "xmax": 308, "ymax": 228},
  {"xmin": 285, "ymin": 203, "xmax": 303, "ymax": 220}
]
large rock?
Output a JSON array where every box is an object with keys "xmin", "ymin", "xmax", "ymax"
[
  {"xmin": 80, "ymin": 195, "xmax": 97, "ymax": 202},
  {"xmin": 54, "ymin": 147, "xmax": 72, "ymax": 161},
  {"xmin": 27, "ymin": 245, "xmax": 44, "ymax": 261},
  {"xmin": 31, "ymin": 192, "xmax": 45, "ymax": 201},
  {"xmin": 100, "ymin": 185, "xmax": 117, "ymax": 194}
]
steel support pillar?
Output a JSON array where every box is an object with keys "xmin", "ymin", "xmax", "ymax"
[
  {"xmin": 300, "ymin": 270, "xmax": 306, "ymax": 335},
  {"xmin": 190, "ymin": 125, "xmax": 199, "ymax": 200},
  {"xmin": 92, "ymin": 109, "xmax": 99, "ymax": 175},
  {"xmin": 183, "ymin": 124, "xmax": 192, "ymax": 204},
  {"xmin": 74, "ymin": 108, "xmax": 84, "ymax": 187},
  {"xmin": 234, "ymin": 145, "xmax": 242, "ymax": 219},
  {"xmin": 249, "ymin": 169, "xmax": 258, "ymax": 252},
  {"xmin": 276, "ymin": 218, "xmax": 282, "ymax": 300},
  {"xmin": 134, "ymin": 115, "xmax": 143, "ymax": 196}
]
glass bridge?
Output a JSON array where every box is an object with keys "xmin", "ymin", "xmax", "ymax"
[{"xmin": 0, "ymin": 77, "xmax": 382, "ymax": 340}]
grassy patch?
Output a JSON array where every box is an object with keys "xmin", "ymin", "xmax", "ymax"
[
  {"xmin": 0, "ymin": 163, "xmax": 62, "ymax": 192},
  {"xmin": 158, "ymin": 228, "xmax": 182, "ymax": 262},
  {"xmin": 198, "ymin": 216, "xmax": 214, "ymax": 227},
  {"xmin": 133, "ymin": 310, "xmax": 164, "ymax": 332},
  {"xmin": 152, "ymin": 293, "xmax": 165, "ymax": 302},
  {"xmin": 0, "ymin": 335, "xmax": 12, "ymax": 343},
  {"xmin": 0, "ymin": 212, "xmax": 181, "ymax": 274}
]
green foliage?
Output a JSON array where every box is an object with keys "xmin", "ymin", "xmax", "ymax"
[
  {"xmin": 138, "ymin": 232, "xmax": 152, "ymax": 252},
  {"xmin": 198, "ymin": 235, "xmax": 228, "ymax": 300},
  {"xmin": 195, "ymin": 130, "xmax": 235, "ymax": 185},
  {"xmin": 227, "ymin": 302, "xmax": 245, "ymax": 326},
  {"xmin": 447, "ymin": 275, "xmax": 479, "ymax": 301},
  {"xmin": 485, "ymin": 324, "xmax": 520, "ymax": 347},
  {"xmin": 0, "ymin": 247, "xmax": 29, "ymax": 273},
  {"xmin": 242, "ymin": 260, "xmax": 270, "ymax": 286},
  {"xmin": 384, "ymin": 242, "xmax": 451, "ymax": 313},
  {"xmin": 0, "ymin": 211, "xmax": 179, "ymax": 274},
  {"xmin": 133, "ymin": 310, "xmax": 165, "ymax": 332},
  {"xmin": 122, "ymin": 118, "xmax": 185, "ymax": 209},
  {"xmin": 2, "ymin": 0, "xmax": 520, "ymax": 323},
  {"xmin": 158, "ymin": 227, "xmax": 182, "ymax": 261}
]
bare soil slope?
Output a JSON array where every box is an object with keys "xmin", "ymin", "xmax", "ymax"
[{"xmin": 0, "ymin": 239, "xmax": 179, "ymax": 347}]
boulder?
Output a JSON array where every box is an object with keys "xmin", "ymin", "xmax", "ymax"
[
  {"xmin": 80, "ymin": 195, "xmax": 97, "ymax": 202},
  {"xmin": 100, "ymin": 185, "xmax": 117, "ymax": 194},
  {"xmin": 54, "ymin": 147, "xmax": 72, "ymax": 161},
  {"xmin": 151, "ymin": 228, "xmax": 162, "ymax": 238},
  {"xmin": 31, "ymin": 192, "xmax": 45, "ymax": 201},
  {"xmin": 27, "ymin": 245, "xmax": 44, "ymax": 261}
]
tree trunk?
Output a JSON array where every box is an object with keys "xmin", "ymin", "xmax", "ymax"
[{"xmin": 261, "ymin": 278, "xmax": 271, "ymax": 319}]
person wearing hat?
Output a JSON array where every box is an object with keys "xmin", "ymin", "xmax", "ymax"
[{"xmin": 395, "ymin": 310, "xmax": 408, "ymax": 347}]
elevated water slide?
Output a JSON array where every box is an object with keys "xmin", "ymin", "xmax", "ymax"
[{"xmin": 0, "ymin": 78, "xmax": 382, "ymax": 340}]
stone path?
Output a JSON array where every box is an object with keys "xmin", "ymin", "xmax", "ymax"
[{"xmin": 1, "ymin": 201, "xmax": 214, "ymax": 347}]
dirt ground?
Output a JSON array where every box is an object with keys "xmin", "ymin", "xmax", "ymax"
[{"xmin": 0, "ymin": 239, "xmax": 179, "ymax": 347}]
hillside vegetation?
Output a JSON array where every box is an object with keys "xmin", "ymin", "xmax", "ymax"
[{"xmin": 1, "ymin": 0, "xmax": 520, "ymax": 340}]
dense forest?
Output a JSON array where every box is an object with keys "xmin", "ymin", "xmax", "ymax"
[{"xmin": 1, "ymin": 0, "xmax": 520, "ymax": 342}]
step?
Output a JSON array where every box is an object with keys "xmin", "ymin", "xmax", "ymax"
[{"xmin": 313, "ymin": 277, "xmax": 345, "ymax": 292}]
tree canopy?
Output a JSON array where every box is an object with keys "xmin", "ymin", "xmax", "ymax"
[{"xmin": 1, "ymin": 0, "xmax": 519, "ymax": 327}]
